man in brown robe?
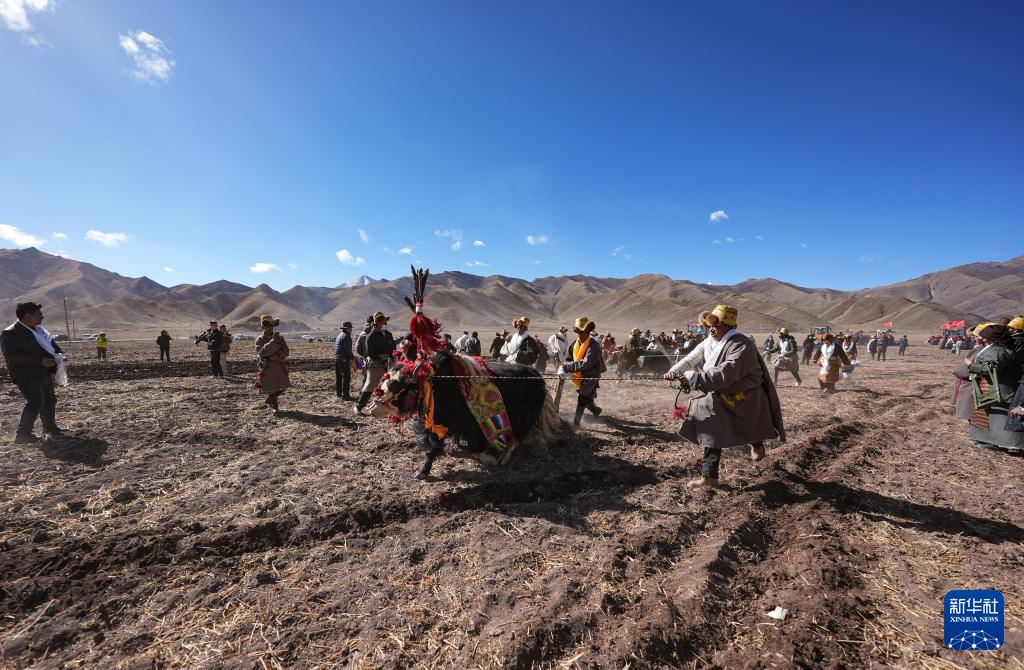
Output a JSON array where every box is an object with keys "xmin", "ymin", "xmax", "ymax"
[{"xmin": 665, "ymin": 305, "xmax": 785, "ymax": 489}]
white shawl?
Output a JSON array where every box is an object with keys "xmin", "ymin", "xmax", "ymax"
[{"xmin": 18, "ymin": 321, "xmax": 68, "ymax": 386}]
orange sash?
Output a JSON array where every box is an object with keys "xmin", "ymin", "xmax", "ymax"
[{"xmin": 572, "ymin": 337, "xmax": 590, "ymax": 388}]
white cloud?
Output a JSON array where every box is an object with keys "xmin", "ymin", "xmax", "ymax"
[
  {"xmin": 358, "ymin": 229, "xmax": 369, "ymax": 243},
  {"xmin": 435, "ymin": 228, "xmax": 464, "ymax": 251},
  {"xmin": 534, "ymin": 260, "xmax": 543, "ymax": 265},
  {"xmin": 51, "ymin": 232, "xmax": 67, "ymax": 240},
  {"xmin": 0, "ymin": 0, "xmax": 49, "ymax": 34},
  {"xmin": 335, "ymin": 249, "xmax": 366, "ymax": 266},
  {"xmin": 709, "ymin": 210, "xmax": 729, "ymax": 223},
  {"xmin": 287, "ymin": 262, "xmax": 299, "ymax": 269},
  {"xmin": 473, "ymin": 240, "xmax": 485, "ymax": 247},
  {"xmin": 118, "ymin": 30, "xmax": 175, "ymax": 83},
  {"xmin": 711, "ymin": 239, "xmax": 722, "ymax": 245},
  {"xmin": 398, "ymin": 246, "xmax": 413, "ymax": 256},
  {"xmin": 466, "ymin": 260, "xmax": 488, "ymax": 268},
  {"xmin": 54, "ymin": 250, "xmax": 71, "ymax": 258},
  {"xmin": 0, "ymin": 224, "xmax": 46, "ymax": 247},
  {"xmin": 754, "ymin": 235, "xmax": 764, "ymax": 241},
  {"xmin": 163, "ymin": 266, "xmax": 174, "ymax": 272},
  {"xmin": 249, "ymin": 262, "xmax": 281, "ymax": 273},
  {"xmin": 85, "ymin": 229, "xmax": 129, "ymax": 248},
  {"xmin": 611, "ymin": 245, "xmax": 632, "ymax": 260},
  {"xmin": 725, "ymin": 237, "xmax": 735, "ymax": 243},
  {"xmin": 798, "ymin": 243, "xmax": 808, "ymax": 249},
  {"xmin": 526, "ymin": 234, "xmax": 549, "ymax": 246},
  {"xmin": 858, "ymin": 255, "xmax": 884, "ymax": 263}
]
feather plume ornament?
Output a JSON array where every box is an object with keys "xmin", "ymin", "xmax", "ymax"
[{"xmin": 405, "ymin": 265, "xmax": 445, "ymax": 356}]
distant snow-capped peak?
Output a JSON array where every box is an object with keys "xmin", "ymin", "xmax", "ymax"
[{"xmin": 342, "ymin": 275, "xmax": 377, "ymax": 288}]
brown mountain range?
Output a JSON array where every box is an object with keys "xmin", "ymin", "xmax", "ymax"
[{"xmin": 1, "ymin": 247, "xmax": 1020, "ymax": 336}]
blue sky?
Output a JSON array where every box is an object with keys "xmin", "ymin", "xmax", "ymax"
[{"xmin": 1, "ymin": 1, "xmax": 1022, "ymax": 291}]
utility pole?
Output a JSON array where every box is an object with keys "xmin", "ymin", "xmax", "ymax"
[{"xmin": 63, "ymin": 298, "xmax": 72, "ymax": 340}]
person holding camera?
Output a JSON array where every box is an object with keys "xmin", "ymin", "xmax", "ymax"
[{"xmin": 254, "ymin": 315, "xmax": 290, "ymax": 414}]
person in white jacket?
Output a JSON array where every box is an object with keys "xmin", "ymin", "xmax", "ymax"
[
  {"xmin": 501, "ymin": 317, "xmax": 537, "ymax": 365},
  {"xmin": 548, "ymin": 326, "xmax": 569, "ymax": 363}
]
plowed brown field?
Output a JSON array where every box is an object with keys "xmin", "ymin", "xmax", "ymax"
[{"xmin": 1, "ymin": 340, "xmax": 1021, "ymax": 669}]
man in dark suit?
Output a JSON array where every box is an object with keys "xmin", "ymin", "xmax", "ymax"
[
  {"xmin": 334, "ymin": 321, "xmax": 355, "ymax": 400},
  {"xmin": 1, "ymin": 302, "xmax": 64, "ymax": 443}
]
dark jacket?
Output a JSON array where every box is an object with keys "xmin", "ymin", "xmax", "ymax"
[
  {"xmin": 489, "ymin": 335, "xmax": 505, "ymax": 358},
  {"xmin": 464, "ymin": 336, "xmax": 481, "ymax": 356},
  {"xmin": 801, "ymin": 336, "xmax": 815, "ymax": 353},
  {"xmin": 365, "ymin": 328, "xmax": 395, "ymax": 365},
  {"xmin": 1, "ymin": 321, "xmax": 62, "ymax": 381},
  {"xmin": 563, "ymin": 336, "xmax": 606, "ymax": 398},
  {"xmin": 334, "ymin": 331, "xmax": 354, "ymax": 361},
  {"xmin": 207, "ymin": 328, "xmax": 224, "ymax": 352},
  {"xmin": 1011, "ymin": 332, "xmax": 1024, "ymax": 385},
  {"xmin": 156, "ymin": 333, "xmax": 171, "ymax": 349}
]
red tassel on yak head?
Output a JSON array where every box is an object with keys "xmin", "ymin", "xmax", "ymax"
[{"xmin": 404, "ymin": 266, "xmax": 446, "ymax": 356}]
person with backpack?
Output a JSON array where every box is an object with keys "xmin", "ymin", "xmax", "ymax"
[
  {"xmin": 560, "ymin": 317, "xmax": 606, "ymax": 428},
  {"xmin": 218, "ymin": 324, "xmax": 233, "ymax": 375},
  {"xmin": 501, "ymin": 317, "xmax": 539, "ymax": 366}
]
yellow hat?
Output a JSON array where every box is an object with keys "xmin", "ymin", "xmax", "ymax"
[
  {"xmin": 371, "ymin": 311, "xmax": 389, "ymax": 322},
  {"xmin": 514, "ymin": 316, "xmax": 531, "ymax": 328},
  {"xmin": 711, "ymin": 304, "xmax": 738, "ymax": 327},
  {"xmin": 1009, "ymin": 315, "xmax": 1024, "ymax": 330},
  {"xmin": 574, "ymin": 317, "xmax": 596, "ymax": 334},
  {"xmin": 631, "ymin": 327, "xmax": 641, "ymax": 335},
  {"xmin": 973, "ymin": 322, "xmax": 993, "ymax": 333},
  {"xmin": 260, "ymin": 315, "xmax": 279, "ymax": 327},
  {"xmin": 778, "ymin": 327, "xmax": 789, "ymax": 336}
]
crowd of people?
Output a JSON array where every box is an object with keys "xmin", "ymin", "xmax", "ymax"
[{"xmin": 5, "ymin": 299, "xmax": 1022, "ymax": 483}]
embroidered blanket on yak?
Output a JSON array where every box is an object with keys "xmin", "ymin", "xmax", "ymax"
[{"xmin": 449, "ymin": 355, "xmax": 519, "ymax": 457}]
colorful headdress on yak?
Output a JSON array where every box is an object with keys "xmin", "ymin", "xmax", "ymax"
[{"xmin": 403, "ymin": 265, "xmax": 446, "ymax": 357}]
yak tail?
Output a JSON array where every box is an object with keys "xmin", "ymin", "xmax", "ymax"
[{"xmin": 526, "ymin": 387, "xmax": 563, "ymax": 444}]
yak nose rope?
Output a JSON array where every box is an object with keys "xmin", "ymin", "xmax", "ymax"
[{"xmin": 670, "ymin": 377, "xmax": 692, "ymax": 420}]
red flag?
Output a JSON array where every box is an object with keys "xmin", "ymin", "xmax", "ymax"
[{"xmin": 883, "ymin": 322, "xmax": 893, "ymax": 328}]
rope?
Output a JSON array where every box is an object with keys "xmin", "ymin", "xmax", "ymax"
[{"xmin": 429, "ymin": 373, "xmax": 670, "ymax": 382}]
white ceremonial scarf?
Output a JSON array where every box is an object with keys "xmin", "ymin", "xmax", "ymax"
[
  {"xmin": 18, "ymin": 321, "xmax": 68, "ymax": 386},
  {"xmin": 19, "ymin": 320, "xmax": 55, "ymax": 355}
]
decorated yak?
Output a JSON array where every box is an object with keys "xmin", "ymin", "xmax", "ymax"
[{"xmin": 366, "ymin": 267, "xmax": 561, "ymax": 479}]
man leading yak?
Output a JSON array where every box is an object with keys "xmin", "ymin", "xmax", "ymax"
[
  {"xmin": 664, "ymin": 304, "xmax": 785, "ymax": 489},
  {"xmin": 560, "ymin": 317, "xmax": 606, "ymax": 428}
]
